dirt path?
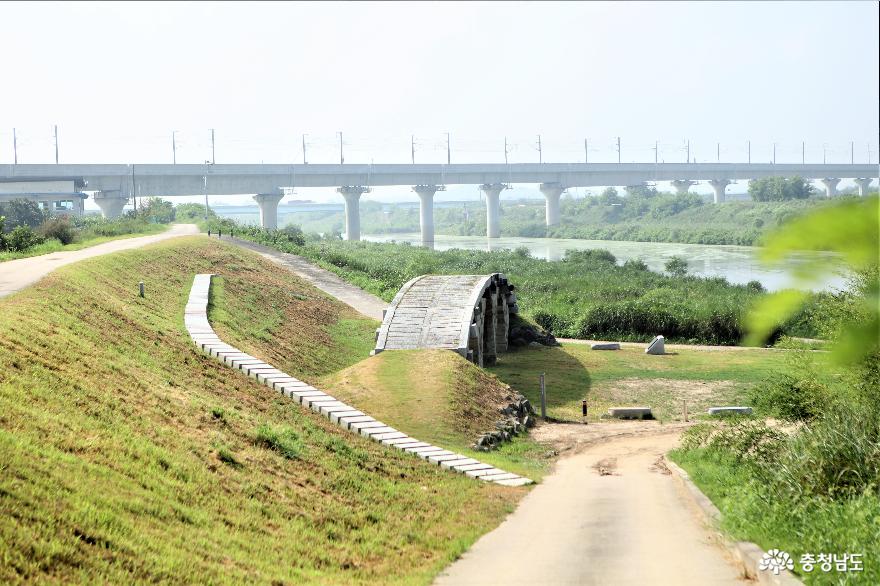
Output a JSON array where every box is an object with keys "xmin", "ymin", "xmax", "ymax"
[
  {"xmin": 0, "ymin": 224, "xmax": 200, "ymax": 298},
  {"xmin": 434, "ymin": 424, "xmax": 746, "ymax": 585},
  {"xmin": 224, "ymin": 237, "xmax": 387, "ymax": 321}
]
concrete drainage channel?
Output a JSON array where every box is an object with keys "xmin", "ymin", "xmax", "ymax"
[{"xmin": 185, "ymin": 274, "xmax": 532, "ymax": 488}]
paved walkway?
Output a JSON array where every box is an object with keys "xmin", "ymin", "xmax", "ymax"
[
  {"xmin": 223, "ymin": 237, "xmax": 387, "ymax": 321},
  {"xmin": 434, "ymin": 428, "xmax": 746, "ymax": 585},
  {"xmin": 0, "ymin": 224, "xmax": 200, "ymax": 298}
]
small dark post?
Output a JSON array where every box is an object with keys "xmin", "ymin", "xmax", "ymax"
[
  {"xmin": 582, "ymin": 399, "xmax": 588, "ymax": 424},
  {"xmin": 539, "ymin": 373, "xmax": 547, "ymax": 421},
  {"xmin": 218, "ymin": 228, "xmax": 222, "ymax": 238},
  {"xmin": 138, "ymin": 282, "xmax": 145, "ymax": 298},
  {"xmin": 208, "ymin": 229, "xmax": 211, "ymax": 237}
]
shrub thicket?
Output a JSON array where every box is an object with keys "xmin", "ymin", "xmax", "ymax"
[
  {"xmin": 38, "ymin": 217, "xmax": 78, "ymax": 244},
  {"xmin": 5, "ymin": 225, "xmax": 45, "ymax": 251}
]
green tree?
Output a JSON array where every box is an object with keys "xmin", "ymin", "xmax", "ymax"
[
  {"xmin": 748, "ymin": 176, "xmax": 815, "ymax": 202},
  {"xmin": 175, "ymin": 202, "xmax": 217, "ymax": 221},
  {"xmin": 0, "ymin": 199, "xmax": 47, "ymax": 231},
  {"xmin": 664, "ymin": 256, "xmax": 688, "ymax": 277},
  {"xmin": 136, "ymin": 198, "xmax": 175, "ymax": 223},
  {"xmin": 624, "ymin": 184, "xmax": 658, "ymax": 199},
  {"xmin": 599, "ymin": 187, "xmax": 621, "ymax": 206}
]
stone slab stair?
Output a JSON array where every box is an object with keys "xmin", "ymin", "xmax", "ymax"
[{"xmin": 185, "ymin": 273, "xmax": 532, "ymax": 488}]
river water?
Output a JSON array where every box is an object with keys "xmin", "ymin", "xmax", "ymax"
[
  {"xmin": 362, "ymin": 233, "xmax": 847, "ymax": 292},
  {"xmin": 212, "ymin": 206, "xmax": 847, "ymax": 292}
]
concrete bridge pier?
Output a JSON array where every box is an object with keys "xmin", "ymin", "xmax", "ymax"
[
  {"xmin": 412, "ymin": 185, "xmax": 444, "ymax": 248},
  {"xmin": 253, "ymin": 190, "xmax": 284, "ymax": 230},
  {"xmin": 480, "ymin": 183, "xmax": 506, "ymax": 238},
  {"xmin": 670, "ymin": 179, "xmax": 697, "ymax": 194},
  {"xmin": 854, "ymin": 178, "xmax": 872, "ymax": 196},
  {"xmin": 539, "ymin": 182, "xmax": 565, "ymax": 226},
  {"xmin": 337, "ymin": 186, "xmax": 371, "ymax": 241},
  {"xmin": 93, "ymin": 190, "xmax": 129, "ymax": 219},
  {"xmin": 820, "ymin": 178, "xmax": 840, "ymax": 197},
  {"xmin": 708, "ymin": 179, "xmax": 730, "ymax": 204}
]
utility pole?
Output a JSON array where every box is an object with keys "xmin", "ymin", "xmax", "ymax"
[
  {"xmin": 584, "ymin": 138, "xmax": 588, "ymax": 164},
  {"xmin": 654, "ymin": 140, "xmax": 658, "ymax": 164},
  {"xmin": 54, "ymin": 125, "xmax": 59, "ymax": 164},
  {"xmin": 823, "ymin": 144, "xmax": 827, "ymax": 164},
  {"xmin": 717, "ymin": 142, "xmax": 720, "ymax": 163},
  {"xmin": 411, "ymin": 134, "xmax": 415, "ymax": 164},
  {"xmin": 773, "ymin": 142, "xmax": 777, "ymax": 165},
  {"xmin": 210, "ymin": 128, "xmax": 215, "ymax": 164},
  {"xmin": 12, "ymin": 128, "xmax": 17, "ymax": 164},
  {"xmin": 446, "ymin": 132, "xmax": 450, "ymax": 165},
  {"xmin": 302, "ymin": 134, "xmax": 308, "ymax": 164},
  {"xmin": 617, "ymin": 136, "xmax": 621, "ymax": 163},
  {"xmin": 537, "ymin": 134, "xmax": 542, "ymax": 164},
  {"xmin": 338, "ymin": 131, "xmax": 344, "ymax": 164},
  {"xmin": 504, "ymin": 136, "xmax": 509, "ymax": 164},
  {"xmin": 802, "ymin": 141, "xmax": 805, "ymax": 164},
  {"xmin": 172, "ymin": 131, "xmax": 177, "ymax": 164}
]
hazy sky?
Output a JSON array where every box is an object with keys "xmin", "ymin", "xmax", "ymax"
[{"xmin": 1, "ymin": 1, "xmax": 877, "ymax": 205}]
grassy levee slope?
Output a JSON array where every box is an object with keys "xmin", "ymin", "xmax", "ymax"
[
  {"xmin": 0, "ymin": 237, "xmax": 524, "ymax": 585},
  {"xmin": 320, "ymin": 350, "xmax": 550, "ymax": 481}
]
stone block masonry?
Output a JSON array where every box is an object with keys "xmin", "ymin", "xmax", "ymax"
[{"xmin": 185, "ymin": 273, "xmax": 532, "ymax": 488}]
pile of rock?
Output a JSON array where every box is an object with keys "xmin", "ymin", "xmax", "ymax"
[
  {"xmin": 508, "ymin": 323, "xmax": 559, "ymax": 348},
  {"xmin": 473, "ymin": 396, "xmax": 537, "ymax": 452}
]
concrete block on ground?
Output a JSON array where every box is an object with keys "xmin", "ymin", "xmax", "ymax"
[
  {"xmin": 591, "ymin": 343, "xmax": 621, "ymax": 350},
  {"xmin": 494, "ymin": 477, "xmax": 532, "ymax": 487},
  {"xmin": 708, "ymin": 406, "xmax": 753, "ymax": 416},
  {"xmin": 380, "ymin": 436, "xmax": 415, "ymax": 446},
  {"xmin": 308, "ymin": 400, "xmax": 345, "ymax": 413},
  {"xmin": 440, "ymin": 458, "xmax": 479, "ymax": 469},
  {"xmin": 349, "ymin": 420, "xmax": 388, "ymax": 432},
  {"xmin": 287, "ymin": 389, "xmax": 325, "ymax": 401},
  {"xmin": 319, "ymin": 404, "xmax": 357, "ymax": 417},
  {"xmin": 360, "ymin": 426, "xmax": 398, "ymax": 437},
  {"xmin": 393, "ymin": 441, "xmax": 430, "ymax": 450},
  {"xmin": 608, "ymin": 407, "xmax": 653, "ymax": 420},
  {"xmin": 340, "ymin": 415, "xmax": 376, "ymax": 428},
  {"xmin": 405, "ymin": 446, "xmax": 444, "ymax": 454},
  {"xmin": 428, "ymin": 453, "xmax": 465, "ymax": 465},
  {"xmin": 415, "ymin": 449, "xmax": 453, "ymax": 459},
  {"xmin": 645, "ymin": 335, "xmax": 665, "ymax": 355},
  {"xmin": 330, "ymin": 410, "xmax": 364, "ymax": 423},
  {"xmin": 454, "ymin": 463, "xmax": 494, "ymax": 473},
  {"xmin": 465, "ymin": 467, "xmax": 507, "ymax": 478},
  {"xmin": 372, "ymin": 431, "xmax": 408, "ymax": 441}
]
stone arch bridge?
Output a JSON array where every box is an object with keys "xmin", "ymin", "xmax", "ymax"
[{"xmin": 373, "ymin": 274, "xmax": 518, "ymax": 367}]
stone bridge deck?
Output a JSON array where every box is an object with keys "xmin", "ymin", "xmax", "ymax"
[{"xmin": 374, "ymin": 273, "xmax": 518, "ymax": 366}]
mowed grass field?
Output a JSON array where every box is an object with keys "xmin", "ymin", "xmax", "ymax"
[
  {"xmin": 489, "ymin": 343, "xmax": 794, "ymax": 422},
  {"xmin": 0, "ymin": 237, "xmax": 527, "ymax": 585}
]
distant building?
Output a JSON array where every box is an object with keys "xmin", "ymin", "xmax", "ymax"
[{"xmin": 0, "ymin": 177, "xmax": 88, "ymax": 216}]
